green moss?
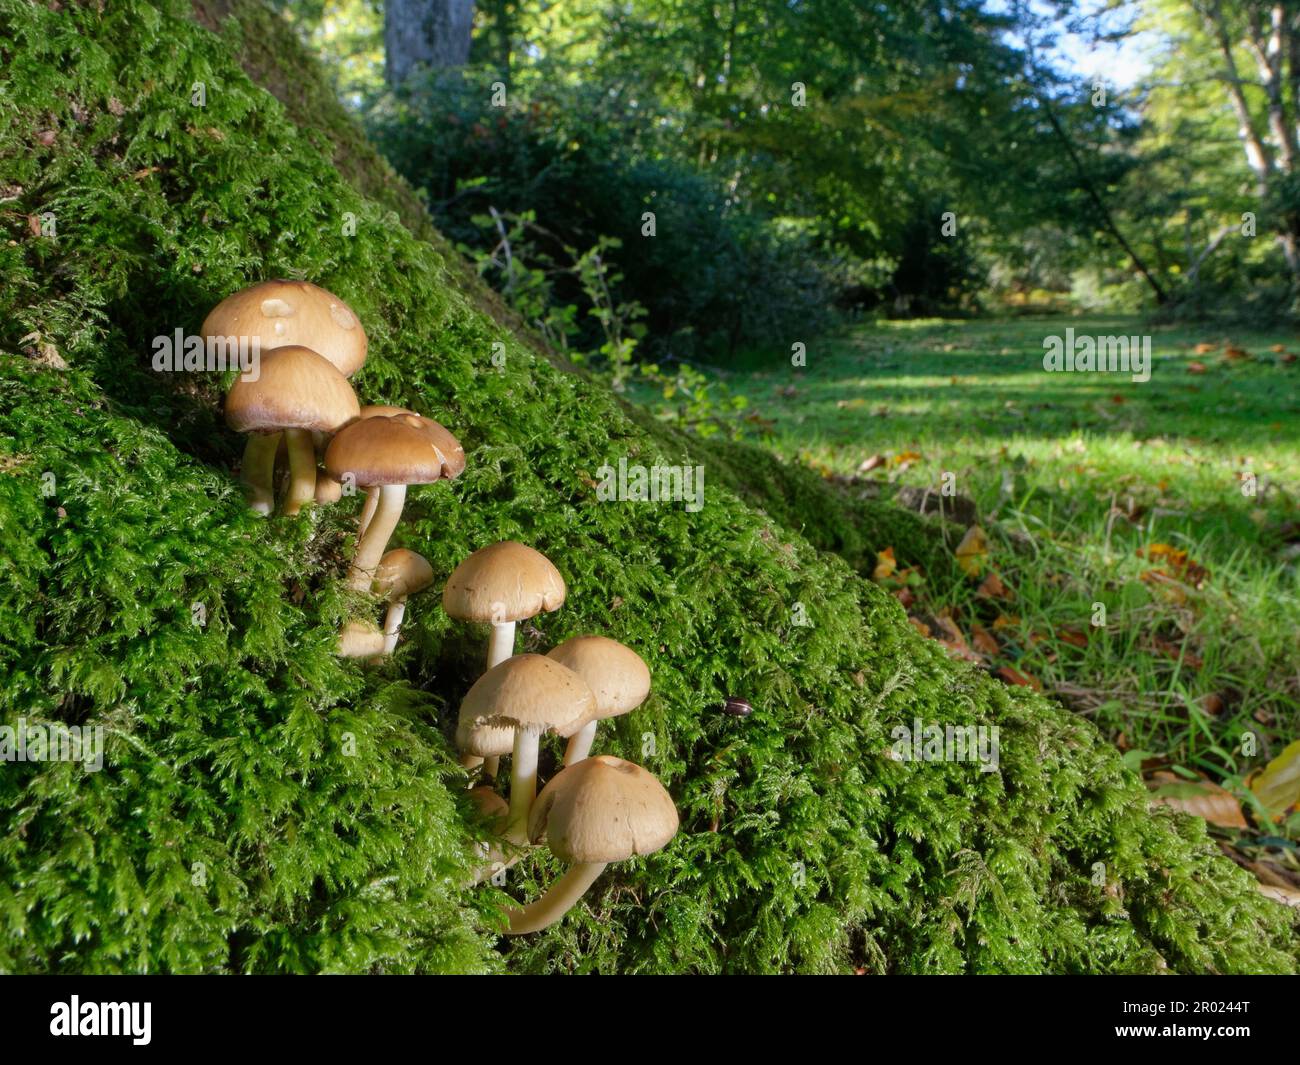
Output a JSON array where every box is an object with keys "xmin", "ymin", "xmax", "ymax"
[{"xmin": 0, "ymin": 0, "xmax": 1294, "ymax": 973}]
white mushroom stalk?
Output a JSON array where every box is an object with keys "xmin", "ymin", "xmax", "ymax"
[
  {"xmin": 504, "ymin": 863, "xmax": 607, "ymax": 935},
  {"xmin": 487, "ymin": 621, "xmax": 516, "ymax": 671},
  {"xmin": 357, "ymin": 487, "xmax": 380, "ymax": 537},
  {"xmin": 241, "ymin": 432, "xmax": 280, "ymax": 515},
  {"xmin": 347, "ymin": 483, "xmax": 405, "ymax": 591},
  {"xmin": 281, "ymin": 427, "xmax": 318, "ymax": 516},
  {"xmin": 564, "ymin": 720, "xmax": 600, "ymax": 766},
  {"xmin": 507, "ymin": 727, "xmax": 542, "ymax": 843},
  {"xmin": 337, "ymin": 620, "xmax": 385, "ymax": 659}
]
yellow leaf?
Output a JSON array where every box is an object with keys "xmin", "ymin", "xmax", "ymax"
[
  {"xmin": 954, "ymin": 525, "xmax": 988, "ymax": 577},
  {"xmin": 1251, "ymin": 739, "xmax": 1300, "ymax": 819},
  {"xmin": 872, "ymin": 547, "xmax": 897, "ymax": 581}
]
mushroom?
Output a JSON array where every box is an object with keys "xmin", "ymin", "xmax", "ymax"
[
  {"xmin": 373, "ymin": 548, "xmax": 434, "ymax": 655},
  {"xmin": 337, "ymin": 618, "xmax": 386, "ymax": 659},
  {"xmin": 458, "ymin": 654, "xmax": 594, "ymax": 843},
  {"xmin": 443, "ymin": 542, "xmax": 567, "ymax": 672},
  {"xmin": 224, "ymin": 346, "xmax": 359, "ymax": 515},
  {"xmin": 455, "ymin": 718, "xmax": 514, "ymax": 779},
  {"xmin": 204, "ymin": 280, "xmax": 367, "ymax": 514},
  {"xmin": 504, "ymin": 755, "xmax": 678, "ymax": 935},
  {"xmin": 325, "ymin": 414, "xmax": 463, "ymax": 592},
  {"xmin": 467, "ymin": 785, "xmax": 512, "ymax": 886},
  {"xmin": 352, "ymin": 406, "xmax": 465, "ymax": 536},
  {"xmin": 547, "ymin": 636, "xmax": 651, "ymax": 765}
]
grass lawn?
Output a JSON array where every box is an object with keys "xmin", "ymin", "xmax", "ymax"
[{"xmin": 674, "ymin": 316, "xmax": 1300, "ymax": 836}]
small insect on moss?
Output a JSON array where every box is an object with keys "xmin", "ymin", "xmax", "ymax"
[{"xmin": 721, "ymin": 696, "xmax": 753, "ymax": 718}]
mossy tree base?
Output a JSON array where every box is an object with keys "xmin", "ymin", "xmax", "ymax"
[{"xmin": 0, "ymin": 0, "xmax": 1294, "ymax": 973}]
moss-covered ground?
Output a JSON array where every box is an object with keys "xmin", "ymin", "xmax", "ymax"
[{"xmin": 0, "ymin": 0, "xmax": 1295, "ymax": 973}]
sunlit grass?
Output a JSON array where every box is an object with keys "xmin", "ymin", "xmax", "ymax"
[{"xmin": 721, "ymin": 315, "xmax": 1300, "ymax": 797}]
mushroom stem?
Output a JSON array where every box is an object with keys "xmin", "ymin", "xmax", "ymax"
[
  {"xmin": 486, "ymin": 621, "xmax": 517, "ymax": 671},
  {"xmin": 564, "ymin": 720, "xmax": 599, "ymax": 766},
  {"xmin": 357, "ymin": 486, "xmax": 380, "ymax": 537},
  {"xmin": 241, "ymin": 432, "xmax": 280, "ymax": 515},
  {"xmin": 503, "ymin": 862, "xmax": 607, "ymax": 935},
  {"xmin": 347, "ymin": 483, "xmax": 407, "ymax": 592},
  {"xmin": 381, "ymin": 597, "xmax": 408, "ymax": 655},
  {"xmin": 282, "ymin": 428, "xmax": 318, "ymax": 516},
  {"xmin": 483, "ymin": 756, "xmax": 500, "ymax": 779},
  {"xmin": 460, "ymin": 752, "xmax": 485, "ymax": 771},
  {"xmin": 507, "ymin": 729, "xmax": 540, "ymax": 843},
  {"xmin": 337, "ymin": 621, "xmax": 385, "ymax": 659}
]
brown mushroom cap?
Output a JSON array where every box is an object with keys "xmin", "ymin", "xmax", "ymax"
[
  {"xmin": 358, "ymin": 405, "xmax": 466, "ymax": 479},
  {"xmin": 442, "ymin": 541, "xmax": 566, "ymax": 624},
  {"xmin": 324, "ymin": 414, "xmax": 460, "ymax": 486},
  {"xmin": 456, "ymin": 718, "xmax": 516, "ymax": 758},
  {"xmin": 225, "ymin": 345, "xmax": 360, "ymax": 434},
  {"xmin": 546, "ymin": 636, "xmax": 650, "ymax": 724},
  {"xmin": 374, "ymin": 548, "xmax": 434, "ymax": 600},
  {"xmin": 202, "ymin": 279, "xmax": 368, "ymax": 377},
  {"xmin": 527, "ymin": 755, "xmax": 678, "ymax": 862},
  {"xmin": 459, "ymin": 654, "xmax": 594, "ymax": 737}
]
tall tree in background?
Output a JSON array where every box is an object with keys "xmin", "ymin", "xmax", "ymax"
[
  {"xmin": 385, "ymin": 0, "xmax": 475, "ymax": 86},
  {"xmin": 1175, "ymin": 0, "xmax": 1300, "ymax": 293}
]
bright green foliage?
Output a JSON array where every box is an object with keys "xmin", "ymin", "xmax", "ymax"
[{"xmin": 0, "ymin": 0, "xmax": 1295, "ymax": 974}]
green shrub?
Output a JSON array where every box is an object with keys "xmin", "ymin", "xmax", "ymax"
[
  {"xmin": 0, "ymin": 0, "xmax": 1295, "ymax": 974},
  {"xmin": 365, "ymin": 71, "xmax": 836, "ymax": 362}
]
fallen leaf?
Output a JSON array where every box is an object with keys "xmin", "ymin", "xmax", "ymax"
[
  {"xmin": 1149, "ymin": 772, "xmax": 1247, "ymax": 829},
  {"xmin": 1223, "ymin": 345, "xmax": 1251, "ymax": 361},
  {"xmin": 1250, "ymin": 739, "xmax": 1300, "ymax": 820},
  {"xmin": 991, "ymin": 614, "xmax": 1020, "ymax": 631},
  {"xmin": 892, "ymin": 586, "xmax": 915, "ymax": 608},
  {"xmin": 872, "ymin": 546, "xmax": 897, "ymax": 581},
  {"xmin": 1193, "ymin": 342, "xmax": 1217, "ymax": 355},
  {"xmin": 1195, "ymin": 693, "xmax": 1224, "ymax": 716},
  {"xmin": 892, "ymin": 449, "xmax": 923, "ymax": 467},
  {"xmin": 970, "ymin": 623, "xmax": 999, "ymax": 656},
  {"xmin": 954, "ymin": 525, "xmax": 988, "ymax": 577},
  {"xmin": 995, "ymin": 666, "xmax": 1042, "ymax": 690},
  {"xmin": 1187, "ymin": 361, "xmax": 1207, "ymax": 374},
  {"xmin": 908, "ymin": 616, "xmax": 932, "ymax": 638},
  {"xmin": 858, "ymin": 454, "xmax": 885, "ymax": 474},
  {"xmin": 976, "ymin": 571, "xmax": 1012, "ymax": 600},
  {"xmin": 1258, "ymin": 884, "xmax": 1300, "ymax": 907},
  {"xmin": 1271, "ymin": 343, "xmax": 1286, "ymax": 353},
  {"xmin": 1056, "ymin": 627, "xmax": 1088, "ymax": 648},
  {"xmin": 1150, "ymin": 635, "xmax": 1203, "ymax": 669}
]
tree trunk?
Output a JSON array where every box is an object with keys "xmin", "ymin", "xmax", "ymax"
[{"xmin": 384, "ymin": 0, "xmax": 475, "ymax": 88}]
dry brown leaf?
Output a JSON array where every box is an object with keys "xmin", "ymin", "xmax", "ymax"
[
  {"xmin": 857, "ymin": 454, "xmax": 885, "ymax": 473},
  {"xmin": 970, "ymin": 623, "xmax": 999, "ymax": 656},
  {"xmin": 1057, "ymin": 627, "xmax": 1088, "ymax": 648},
  {"xmin": 1149, "ymin": 772, "xmax": 1247, "ymax": 829},
  {"xmin": 1187, "ymin": 361, "xmax": 1208, "ymax": 374},
  {"xmin": 1250, "ymin": 739, "xmax": 1300, "ymax": 820},
  {"xmin": 872, "ymin": 546, "xmax": 897, "ymax": 581},
  {"xmin": 991, "ymin": 614, "xmax": 1020, "ymax": 631},
  {"xmin": 954, "ymin": 525, "xmax": 988, "ymax": 577},
  {"xmin": 907, "ymin": 616, "xmax": 932, "ymax": 638},
  {"xmin": 1193, "ymin": 342, "xmax": 1217, "ymax": 354},
  {"xmin": 976, "ymin": 571, "xmax": 1012, "ymax": 600},
  {"xmin": 995, "ymin": 666, "xmax": 1042, "ymax": 690},
  {"xmin": 1258, "ymin": 884, "xmax": 1300, "ymax": 907},
  {"xmin": 1151, "ymin": 635, "xmax": 1203, "ymax": 669}
]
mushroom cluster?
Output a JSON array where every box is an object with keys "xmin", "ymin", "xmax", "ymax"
[
  {"xmin": 209, "ymin": 281, "xmax": 462, "ymax": 659},
  {"xmin": 210, "ymin": 280, "xmax": 677, "ymax": 936},
  {"xmin": 443, "ymin": 542, "xmax": 675, "ymax": 933}
]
